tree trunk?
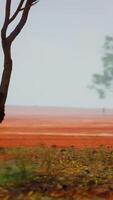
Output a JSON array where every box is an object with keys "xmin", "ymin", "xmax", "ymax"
[{"xmin": 0, "ymin": 43, "xmax": 12, "ymax": 122}]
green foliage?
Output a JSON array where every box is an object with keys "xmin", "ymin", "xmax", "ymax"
[{"xmin": 90, "ymin": 35, "xmax": 113, "ymax": 98}]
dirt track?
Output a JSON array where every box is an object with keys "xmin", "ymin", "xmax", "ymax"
[{"xmin": 0, "ymin": 106, "xmax": 113, "ymax": 148}]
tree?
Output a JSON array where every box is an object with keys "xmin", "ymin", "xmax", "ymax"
[
  {"xmin": 90, "ymin": 36, "xmax": 113, "ymax": 101},
  {"xmin": 0, "ymin": 0, "xmax": 38, "ymax": 123}
]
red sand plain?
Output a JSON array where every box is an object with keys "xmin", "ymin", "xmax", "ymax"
[{"xmin": 0, "ymin": 106, "xmax": 113, "ymax": 148}]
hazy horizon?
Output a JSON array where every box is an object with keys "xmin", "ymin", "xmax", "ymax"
[{"xmin": 6, "ymin": 104, "xmax": 113, "ymax": 111}]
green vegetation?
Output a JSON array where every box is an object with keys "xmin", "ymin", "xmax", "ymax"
[
  {"xmin": 90, "ymin": 36, "xmax": 113, "ymax": 99},
  {"xmin": 0, "ymin": 146, "xmax": 113, "ymax": 199}
]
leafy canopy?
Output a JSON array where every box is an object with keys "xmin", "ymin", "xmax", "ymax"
[{"xmin": 91, "ymin": 36, "xmax": 113, "ymax": 99}]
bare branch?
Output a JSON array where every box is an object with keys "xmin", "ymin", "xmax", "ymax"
[
  {"xmin": 7, "ymin": 0, "xmax": 32, "ymax": 42},
  {"xmin": 1, "ymin": 0, "xmax": 11, "ymax": 39},
  {"xmin": 31, "ymin": 0, "xmax": 39, "ymax": 4},
  {"xmin": 20, "ymin": 0, "xmax": 39, "ymax": 11},
  {"xmin": 31, "ymin": 0, "xmax": 39, "ymax": 6},
  {"xmin": 9, "ymin": 0, "xmax": 26, "ymax": 24},
  {"xmin": 2, "ymin": 0, "xmax": 39, "ymax": 42},
  {"xmin": 5, "ymin": 0, "xmax": 11, "ymax": 22},
  {"xmin": 7, "ymin": 0, "xmax": 39, "ymax": 43}
]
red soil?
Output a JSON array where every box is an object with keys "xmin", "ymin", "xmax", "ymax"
[{"xmin": 0, "ymin": 106, "xmax": 113, "ymax": 148}]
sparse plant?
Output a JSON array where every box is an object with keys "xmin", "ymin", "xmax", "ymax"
[{"xmin": 0, "ymin": 146, "xmax": 113, "ymax": 199}]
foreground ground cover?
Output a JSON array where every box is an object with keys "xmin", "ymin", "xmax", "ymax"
[{"xmin": 0, "ymin": 146, "xmax": 113, "ymax": 199}]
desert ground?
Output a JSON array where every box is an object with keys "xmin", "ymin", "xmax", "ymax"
[{"xmin": 0, "ymin": 106, "xmax": 113, "ymax": 148}]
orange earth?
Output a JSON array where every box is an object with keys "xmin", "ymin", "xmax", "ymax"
[{"xmin": 0, "ymin": 106, "xmax": 113, "ymax": 148}]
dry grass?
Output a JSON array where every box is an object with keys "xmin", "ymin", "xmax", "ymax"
[{"xmin": 0, "ymin": 146, "xmax": 113, "ymax": 199}]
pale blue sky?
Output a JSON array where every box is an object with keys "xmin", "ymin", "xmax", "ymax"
[{"xmin": 0, "ymin": 0, "xmax": 113, "ymax": 108}]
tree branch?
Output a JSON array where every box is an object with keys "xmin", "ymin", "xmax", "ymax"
[
  {"xmin": 8, "ymin": 0, "xmax": 31, "ymax": 42},
  {"xmin": 9, "ymin": 0, "xmax": 25, "ymax": 24},
  {"xmin": 8, "ymin": 0, "xmax": 38, "ymax": 43},
  {"xmin": 4, "ymin": 0, "xmax": 11, "ymax": 22},
  {"xmin": 1, "ymin": 0, "xmax": 11, "ymax": 39},
  {"xmin": 19, "ymin": 0, "xmax": 39, "ymax": 11}
]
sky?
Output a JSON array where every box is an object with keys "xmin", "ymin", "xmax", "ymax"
[{"xmin": 0, "ymin": 0, "xmax": 113, "ymax": 108}]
